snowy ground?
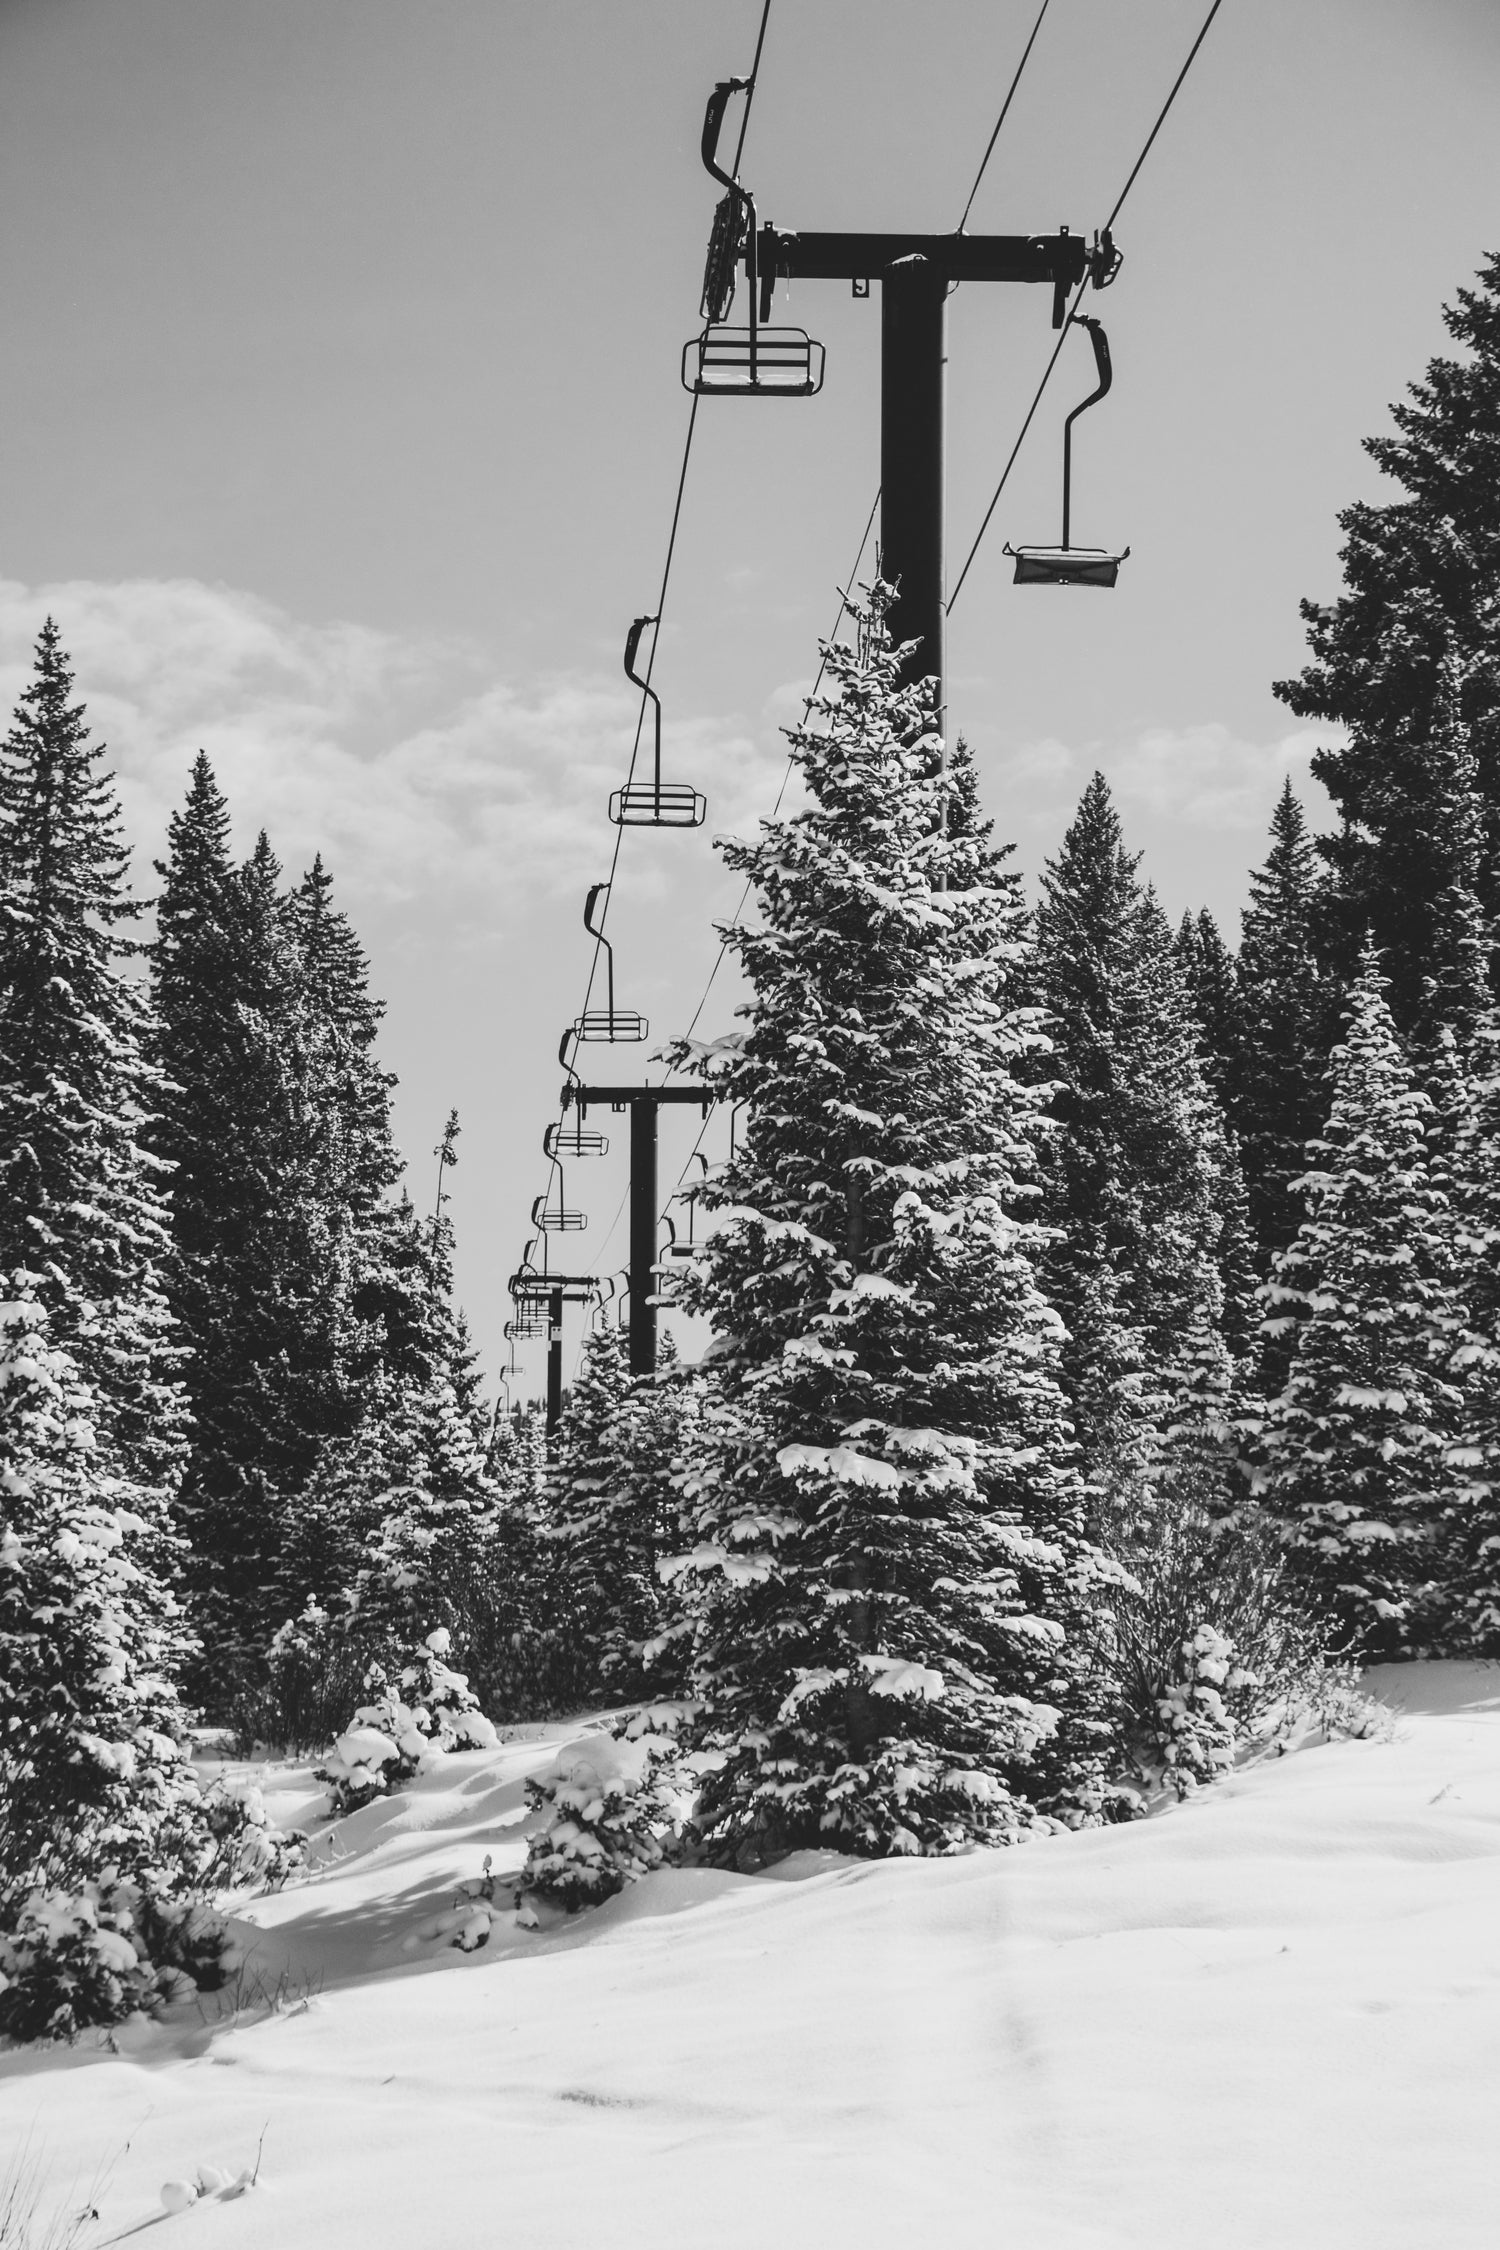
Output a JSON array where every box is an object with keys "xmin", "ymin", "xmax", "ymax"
[{"xmin": 3, "ymin": 1664, "xmax": 1497, "ymax": 2250}]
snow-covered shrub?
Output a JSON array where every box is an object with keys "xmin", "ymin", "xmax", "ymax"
[
  {"xmin": 1096, "ymin": 1488, "xmax": 1344, "ymax": 1799},
  {"xmin": 518, "ymin": 1707, "xmax": 692, "ymax": 1915},
  {"xmin": 228, "ymin": 1599, "xmax": 380, "ymax": 1756},
  {"xmin": 193, "ymin": 1773, "xmax": 306, "ymax": 1895},
  {"xmin": 319, "ymin": 1630, "xmax": 497, "ymax": 1816},
  {"xmin": 0, "ymin": 1873, "xmax": 233, "ymax": 2043}
]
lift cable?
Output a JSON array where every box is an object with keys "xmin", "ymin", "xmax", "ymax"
[
  {"xmin": 649, "ymin": 0, "xmax": 1078, "ymax": 1219},
  {"xmin": 731, "ymin": 0, "xmax": 773, "ymax": 179},
  {"xmin": 947, "ymin": 0, "xmax": 1227, "ymax": 611},
  {"xmin": 956, "ymin": 0, "xmax": 1052, "ymax": 234},
  {"xmin": 518, "ymin": 5, "xmax": 772, "ymax": 1341}
]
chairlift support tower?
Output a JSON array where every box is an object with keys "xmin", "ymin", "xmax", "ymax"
[
  {"xmin": 689, "ymin": 79, "xmax": 1122, "ymax": 718},
  {"xmin": 563, "ymin": 1081, "xmax": 715, "ymax": 1378}
]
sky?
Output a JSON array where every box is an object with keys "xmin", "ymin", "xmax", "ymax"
[{"xmin": 2, "ymin": 0, "xmax": 1498, "ymax": 1393}]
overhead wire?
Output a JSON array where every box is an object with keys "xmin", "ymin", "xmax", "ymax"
[
  {"xmin": 517, "ymin": 0, "xmax": 772, "ymax": 1371},
  {"xmin": 652, "ymin": 0, "xmax": 1065, "ymax": 1216},
  {"xmin": 654, "ymin": 2, "xmax": 1056, "ymax": 1202},
  {"xmin": 528, "ymin": 0, "xmax": 1229, "ymax": 1370},
  {"xmin": 956, "ymin": 0, "xmax": 1052, "ymax": 234},
  {"xmin": 948, "ymin": 0, "xmax": 1227, "ymax": 609}
]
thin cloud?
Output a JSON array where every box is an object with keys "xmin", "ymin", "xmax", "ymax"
[{"xmin": 0, "ymin": 576, "xmax": 791, "ymax": 918}]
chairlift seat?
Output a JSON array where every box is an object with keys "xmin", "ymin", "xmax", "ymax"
[
  {"xmin": 505, "ymin": 1313, "xmax": 549, "ymax": 1342},
  {"xmin": 532, "ymin": 1198, "xmax": 587, "ymax": 1233},
  {"xmin": 1005, "ymin": 544, "xmax": 1129, "ymax": 589},
  {"xmin": 545, "ymin": 1122, "xmax": 609, "ymax": 1159},
  {"xmin": 609, "ymin": 779, "xmax": 708, "ymax": 829},
  {"xmin": 574, "ymin": 1009, "xmax": 649, "ymax": 1043},
  {"xmin": 683, "ymin": 324, "xmax": 825, "ymax": 397}
]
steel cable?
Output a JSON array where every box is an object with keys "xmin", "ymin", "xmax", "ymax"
[{"xmin": 948, "ymin": 0, "xmax": 1228, "ymax": 609}]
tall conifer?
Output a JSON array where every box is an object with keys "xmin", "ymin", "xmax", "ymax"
[
  {"xmin": 665, "ymin": 590, "xmax": 1118, "ymax": 1864},
  {"xmin": 0, "ymin": 622, "xmax": 184, "ymax": 1486},
  {"xmin": 1273, "ymin": 254, "xmax": 1500, "ymax": 1024},
  {"xmin": 1257, "ymin": 952, "xmax": 1463, "ymax": 1656},
  {"xmin": 1235, "ymin": 781, "xmax": 1333, "ymax": 1285},
  {"xmin": 1032, "ymin": 776, "xmax": 1237, "ymax": 1506}
]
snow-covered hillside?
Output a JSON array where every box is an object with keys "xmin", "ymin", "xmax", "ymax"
[{"xmin": 3, "ymin": 1664, "xmax": 1496, "ymax": 2250}]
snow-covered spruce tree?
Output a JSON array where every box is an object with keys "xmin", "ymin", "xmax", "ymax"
[
  {"xmin": 1173, "ymin": 907, "xmax": 1243, "ymax": 1109},
  {"xmin": 1273, "ymin": 253, "xmax": 1500, "ymax": 1029},
  {"xmin": 1031, "ymin": 776, "xmax": 1240, "ymax": 1512},
  {"xmin": 1438, "ymin": 1000, "xmax": 1500, "ymax": 1650},
  {"xmin": 0, "ymin": 1283, "xmax": 235, "ymax": 2040},
  {"xmin": 1256, "ymin": 949, "xmax": 1465, "ymax": 1657},
  {"xmin": 152, "ymin": 766, "xmax": 428, "ymax": 1692},
  {"xmin": 547, "ymin": 1327, "xmax": 703, "ymax": 1702},
  {"xmin": 0, "ymin": 621, "xmax": 185, "ymax": 1491},
  {"xmin": 1235, "ymin": 781, "xmax": 1336, "ymax": 1294},
  {"xmin": 662, "ymin": 586, "xmax": 1120, "ymax": 1866}
]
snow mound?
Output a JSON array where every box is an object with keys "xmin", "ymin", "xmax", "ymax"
[{"xmin": 2, "ymin": 1665, "xmax": 1497, "ymax": 2250}]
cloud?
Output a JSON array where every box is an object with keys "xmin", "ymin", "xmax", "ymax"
[
  {"xmin": 991, "ymin": 719, "xmax": 1339, "ymax": 831},
  {"xmin": 0, "ymin": 576, "xmax": 792, "ymax": 920}
]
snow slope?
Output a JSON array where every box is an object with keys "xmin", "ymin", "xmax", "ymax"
[{"xmin": 3, "ymin": 1664, "xmax": 1497, "ymax": 2250}]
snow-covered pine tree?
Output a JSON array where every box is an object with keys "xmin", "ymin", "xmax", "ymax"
[
  {"xmin": 1273, "ymin": 253, "xmax": 1500, "ymax": 1028},
  {"xmin": 663, "ymin": 585, "xmax": 1120, "ymax": 1866},
  {"xmin": 0, "ymin": 1280, "xmax": 234, "ymax": 2039},
  {"xmin": 548, "ymin": 1327, "xmax": 702, "ymax": 1702},
  {"xmin": 1031, "ymin": 776, "xmax": 1238, "ymax": 1511},
  {"xmin": 1173, "ymin": 908, "xmax": 1243, "ymax": 1108},
  {"xmin": 1445, "ymin": 1003, "xmax": 1500, "ymax": 1651},
  {"xmin": 153, "ymin": 762, "xmax": 435, "ymax": 1693},
  {"xmin": 1257, "ymin": 949, "xmax": 1465, "ymax": 1657},
  {"xmin": 1235, "ymin": 780, "xmax": 1335, "ymax": 1291},
  {"xmin": 0, "ymin": 621, "xmax": 185, "ymax": 1489}
]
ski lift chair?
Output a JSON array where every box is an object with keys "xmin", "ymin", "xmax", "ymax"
[
  {"xmin": 1005, "ymin": 316, "xmax": 1129, "ymax": 588},
  {"xmin": 545, "ymin": 1120, "xmax": 609, "ymax": 1159},
  {"xmin": 571, "ymin": 883, "xmax": 648, "ymax": 1042},
  {"xmin": 610, "ymin": 617, "xmax": 707, "ymax": 828},
  {"xmin": 681, "ymin": 78, "xmax": 825, "ymax": 399},
  {"xmin": 532, "ymin": 1196, "xmax": 586, "ymax": 1234},
  {"xmin": 505, "ymin": 1311, "xmax": 548, "ymax": 1342},
  {"xmin": 532, "ymin": 1153, "xmax": 587, "ymax": 1233},
  {"xmin": 666, "ymin": 1156, "xmax": 708, "ymax": 1259}
]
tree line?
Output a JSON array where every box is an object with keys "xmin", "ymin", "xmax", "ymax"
[{"xmin": 4, "ymin": 249, "xmax": 1500, "ymax": 2019}]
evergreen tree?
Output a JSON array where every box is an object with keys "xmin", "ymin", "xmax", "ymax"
[
  {"xmin": 0, "ymin": 622, "xmax": 184, "ymax": 1487},
  {"xmin": 0, "ymin": 1282, "xmax": 236, "ymax": 2040},
  {"xmin": 549, "ymin": 1328, "xmax": 701, "ymax": 1701},
  {"xmin": 1173, "ymin": 907, "xmax": 1243, "ymax": 1106},
  {"xmin": 1235, "ymin": 781, "xmax": 1335, "ymax": 1280},
  {"xmin": 1257, "ymin": 951, "xmax": 1464, "ymax": 1657},
  {"xmin": 664, "ymin": 588, "xmax": 1119, "ymax": 1866},
  {"xmin": 1032, "ymin": 777, "xmax": 1238, "ymax": 1508},
  {"xmin": 1273, "ymin": 254, "xmax": 1500, "ymax": 1025},
  {"xmin": 152, "ymin": 766, "xmax": 423, "ymax": 1688},
  {"xmin": 1438, "ymin": 1005, "xmax": 1500, "ymax": 1651}
]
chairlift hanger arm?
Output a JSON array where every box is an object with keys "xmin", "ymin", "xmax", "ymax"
[{"xmin": 702, "ymin": 79, "xmax": 751, "ymax": 192}]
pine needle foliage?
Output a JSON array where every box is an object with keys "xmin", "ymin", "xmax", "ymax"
[
  {"xmin": 1257, "ymin": 951, "xmax": 1464, "ymax": 1657},
  {"xmin": 0, "ymin": 621, "xmax": 185, "ymax": 1488},
  {"xmin": 1032, "ymin": 776, "xmax": 1240, "ymax": 1508},
  {"xmin": 1273, "ymin": 253, "xmax": 1500, "ymax": 1023},
  {"xmin": 665, "ymin": 586, "xmax": 1119, "ymax": 1866}
]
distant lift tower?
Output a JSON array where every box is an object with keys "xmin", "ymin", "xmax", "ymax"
[
  {"xmin": 562, "ymin": 1083, "xmax": 715, "ymax": 1378},
  {"xmin": 685, "ymin": 77, "xmax": 1122, "ymax": 717}
]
